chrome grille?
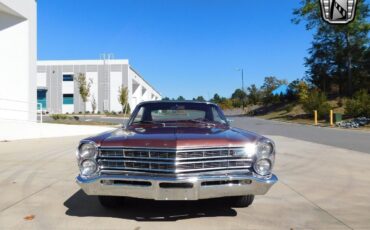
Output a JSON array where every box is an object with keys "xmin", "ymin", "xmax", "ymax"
[{"xmin": 98, "ymin": 147, "xmax": 252, "ymax": 173}]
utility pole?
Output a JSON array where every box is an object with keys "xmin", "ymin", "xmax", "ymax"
[{"xmin": 236, "ymin": 68, "xmax": 245, "ymax": 110}]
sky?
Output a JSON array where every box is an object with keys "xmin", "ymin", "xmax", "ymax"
[{"xmin": 37, "ymin": 0, "xmax": 313, "ymax": 99}]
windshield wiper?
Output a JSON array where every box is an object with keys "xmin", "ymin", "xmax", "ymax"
[{"xmin": 180, "ymin": 119, "xmax": 216, "ymax": 126}]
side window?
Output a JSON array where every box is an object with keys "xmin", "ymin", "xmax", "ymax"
[
  {"xmin": 212, "ymin": 107, "xmax": 226, "ymax": 124},
  {"xmin": 133, "ymin": 107, "xmax": 144, "ymax": 123}
]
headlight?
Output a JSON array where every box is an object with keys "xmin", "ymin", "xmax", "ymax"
[
  {"xmin": 257, "ymin": 141, "xmax": 273, "ymax": 158},
  {"xmin": 80, "ymin": 159, "xmax": 97, "ymax": 177},
  {"xmin": 253, "ymin": 139, "xmax": 275, "ymax": 176},
  {"xmin": 254, "ymin": 159, "xmax": 272, "ymax": 176},
  {"xmin": 78, "ymin": 142, "xmax": 97, "ymax": 159}
]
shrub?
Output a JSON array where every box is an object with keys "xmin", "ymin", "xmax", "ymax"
[
  {"xmin": 73, "ymin": 116, "xmax": 79, "ymax": 121},
  {"xmin": 85, "ymin": 111, "xmax": 90, "ymax": 114},
  {"xmin": 302, "ymin": 90, "xmax": 331, "ymax": 118},
  {"xmin": 345, "ymin": 90, "xmax": 370, "ymax": 117},
  {"xmin": 285, "ymin": 104, "xmax": 294, "ymax": 113},
  {"xmin": 50, "ymin": 114, "xmax": 68, "ymax": 120},
  {"xmin": 97, "ymin": 111, "xmax": 101, "ymax": 114}
]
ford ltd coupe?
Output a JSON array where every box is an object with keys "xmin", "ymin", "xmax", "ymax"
[{"xmin": 76, "ymin": 101, "xmax": 277, "ymax": 208}]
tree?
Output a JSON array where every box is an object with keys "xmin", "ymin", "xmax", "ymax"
[
  {"xmin": 195, "ymin": 96, "xmax": 206, "ymax": 102},
  {"xmin": 231, "ymin": 89, "xmax": 247, "ymax": 108},
  {"xmin": 293, "ymin": 0, "xmax": 370, "ymax": 96},
  {"xmin": 345, "ymin": 89, "xmax": 370, "ymax": 117},
  {"xmin": 210, "ymin": 93, "xmax": 221, "ymax": 104},
  {"xmin": 246, "ymin": 84, "xmax": 260, "ymax": 105},
  {"xmin": 260, "ymin": 76, "xmax": 286, "ymax": 105},
  {"xmin": 162, "ymin": 97, "xmax": 170, "ymax": 101},
  {"xmin": 91, "ymin": 94, "xmax": 97, "ymax": 114},
  {"xmin": 118, "ymin": 85, "xmax": 129, "ymax": 114},
  {"xmin": 76, "ymin": 73, "xmax": 91, "ymax": 114},
  {"xmin": 302, "ymin": 89, "xmax": 331, "ymax": 118},
  {"xmin": 177, "ymin": 96, "xmax": 185, "ymax": 101}
]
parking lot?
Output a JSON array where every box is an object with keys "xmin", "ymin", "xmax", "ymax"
[{"xmin": 1, "ymin": 123, "xmax": 370, "ymax": 229}]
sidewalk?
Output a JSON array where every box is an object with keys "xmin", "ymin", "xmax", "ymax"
[{"xmin": 0, "ymin": 120, "xmax": 115, "ymax": 141}]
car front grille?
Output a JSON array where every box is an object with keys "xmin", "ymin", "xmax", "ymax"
[{"xmin": 98, "ymin": 147, "xmax": 252, "ymax": 174}]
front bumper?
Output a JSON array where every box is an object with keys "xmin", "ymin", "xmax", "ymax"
[{"xmin": 76, "ymin": 172, "xmax": 278, "ymax": 200}]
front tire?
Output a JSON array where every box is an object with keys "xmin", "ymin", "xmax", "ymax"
[
  {"xmin": 98, "ymin": 196, "xmax": 125, "ymax": 209},
  {"xmin": 231, "ymin": 195, "xmax": 255, "ymax": 207}
]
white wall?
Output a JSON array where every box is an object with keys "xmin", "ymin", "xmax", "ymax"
[
  {"xmin": 110, "ymin": 71, "xmax": 123, "ymax": 112},
  {"xmin": 128, "ymin": 68, "xmax": 161, "ymax": 110},
  {"xmin": 0, "ymin": 0, "xmax": 37, "ymax": 122},
  {"xmin": 37, "ymin": 72, "xmax": 47, "ymax": 87}
]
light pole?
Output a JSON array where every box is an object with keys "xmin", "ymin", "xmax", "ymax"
[{"xmin": 236, "ymin": 68, "xmax": 245, "ymax": 110}]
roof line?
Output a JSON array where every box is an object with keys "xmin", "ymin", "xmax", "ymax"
[{"xmin": 129, "ymin": 66, "xmax": 161, "ymax": 96}]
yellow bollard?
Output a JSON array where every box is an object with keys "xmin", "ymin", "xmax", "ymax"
[
  {"xmin": 314, "ymin": 110, "xmax": 318, "ymax": 125},
  {"xmin": 330, "ymin": 110, "xmax": 333, "ymax": 126}
]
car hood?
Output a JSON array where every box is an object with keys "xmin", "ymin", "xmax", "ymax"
[{"xmin": 86, "ymin": 126, "xmax": 262, "ymax": 149}]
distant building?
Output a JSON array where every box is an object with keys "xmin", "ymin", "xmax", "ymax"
[
  {"xmin": 0, "ymin": 0, "xmax": 37, "ymax": 121},
  {"xmin": 272, "ymin": 84, "xmax": 289, "ymax": 96},
  {"xmin": 37, "ymin": 60, "xmax": 161, "ymax": 114}
]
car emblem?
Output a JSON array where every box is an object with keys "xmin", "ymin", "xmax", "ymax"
[{"xmin": 319, "ymin": 0, "xmax": 358, "ymax": 24}]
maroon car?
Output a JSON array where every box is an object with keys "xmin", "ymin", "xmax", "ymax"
[{"xmin": 76, "ymin": 101, "xmax": 277, "ymax": 208}]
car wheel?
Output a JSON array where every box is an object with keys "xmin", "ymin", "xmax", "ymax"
[
  {"xmin": 231, "ymin": 195, "xmax": 255, "ymax": 207},
  {"xmin": 98, "ymin": 196, "xmax": 125, "ymax": 209}
]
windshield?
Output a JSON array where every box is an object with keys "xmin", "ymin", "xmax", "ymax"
[{"xmin": 129, "ymin": 102, "xmax": 228, "ymax": 125}]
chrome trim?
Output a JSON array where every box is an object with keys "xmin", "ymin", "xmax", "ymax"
[
  {"xmin": 98, "ymin": 147, "xmax": 253, "ymax": 174},
  {"xmin": 98, "ymin": 145, "xmax": 247, "ymax": 150},
  {"xmin": 77, "ymin": 172, "xmax": 278, "ymax": 200}
]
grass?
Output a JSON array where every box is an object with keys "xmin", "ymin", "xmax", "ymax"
[{"xmin": 251, "ymin": 100, "xmax": 370, "ymax": 130}]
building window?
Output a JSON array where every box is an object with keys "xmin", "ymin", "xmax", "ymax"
[
  {"xmin": 63, "ymin": 74, "xmax": 74, "ymax": 81},
  {"xmin": 37, "ymin": 89, "xmax": 47, "ymax": 110},
  {"xmin": 63, "ymin": 94, "xmax": 74, "ymax": 104}
]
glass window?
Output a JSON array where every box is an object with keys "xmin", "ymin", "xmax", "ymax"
[
  {"xmin": 63, "ymin": 74, "xmax": 74, "ymax": 81},
  {"xmin": 37, "ymin": 89, "xmax": 47, "ymax": 110},
  {"xmin": 212, "ymin": 107, "xmax": 227, "ymax": 124},
  {"xmin": 133, "ymin": 106, "xmax": 144, "ymax": 122},
  {"xmin": 151, "ymin": 109, "xmax": 205, "ymax": 121},
  {"xmin": 63, "ymin": 94, "xmax": 74, "ymax": 104},
  {"xmin": 130, "ymin": 102, "xmax": 228, "ymax": 125}
]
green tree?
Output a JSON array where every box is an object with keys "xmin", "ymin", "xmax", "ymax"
[
  {"xmin": 345, "ymin": 89, "xmax": 370, "ymax": 117},
  {"xmin": 76, "ymin": 73, "xmax": 92, "ymax": 114},
  {"xmin": 118, "ymin": 85, "xmax": 129, "ymax": 114},
  {"xmin": 260, "ymin": 76, "xmax": 286, "ymax": 105},
  {"xmin": 177, "ymin": 96, "xmax": 185, "ymax": 101},
  {"xmin": 195, "ymin": 96, "xmax": 206, "ymax": 102},
  {"xmin": 210, "ymin": 93, "xmax": 222, "ymax": 104},
  {"xmin": 293, "ymin": 0, "xmax": 370, "ymax": 96},
  {"xmin": 162, "ymin": 97, "xmax": 170, "ymax": 101},
  {"xmin": 302, "ymin": 89, "xmax": 331, "ymax": 118},
  {"xmin": 246, "ymin": 84, "xmax": 260, "ymax": 105},
  {"xmin": 231, "ymin": 89, "xmax": 247, "ymax": 108}
]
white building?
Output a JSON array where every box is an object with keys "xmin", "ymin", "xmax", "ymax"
[
  {"xmin": 0, "ymin": 0, "xmax": 37, "ymax": 122},
  {"xmin": 37, "ymin": 60, "xmax": 161, "ymax": 114}
]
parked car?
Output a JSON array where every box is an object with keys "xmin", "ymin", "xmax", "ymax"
[{"xmin": 76, "ymin": 101, "xmax": 277, "ymax": 208}]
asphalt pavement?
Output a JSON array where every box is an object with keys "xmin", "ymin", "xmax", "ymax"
[{"xmin": 229, "ymin": 116, "xmax": 370, "ymax": 154}]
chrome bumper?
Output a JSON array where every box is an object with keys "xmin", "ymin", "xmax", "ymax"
[{"xmin": 76, "ymin": 172, "xmax": 278, "ymax": 201}]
